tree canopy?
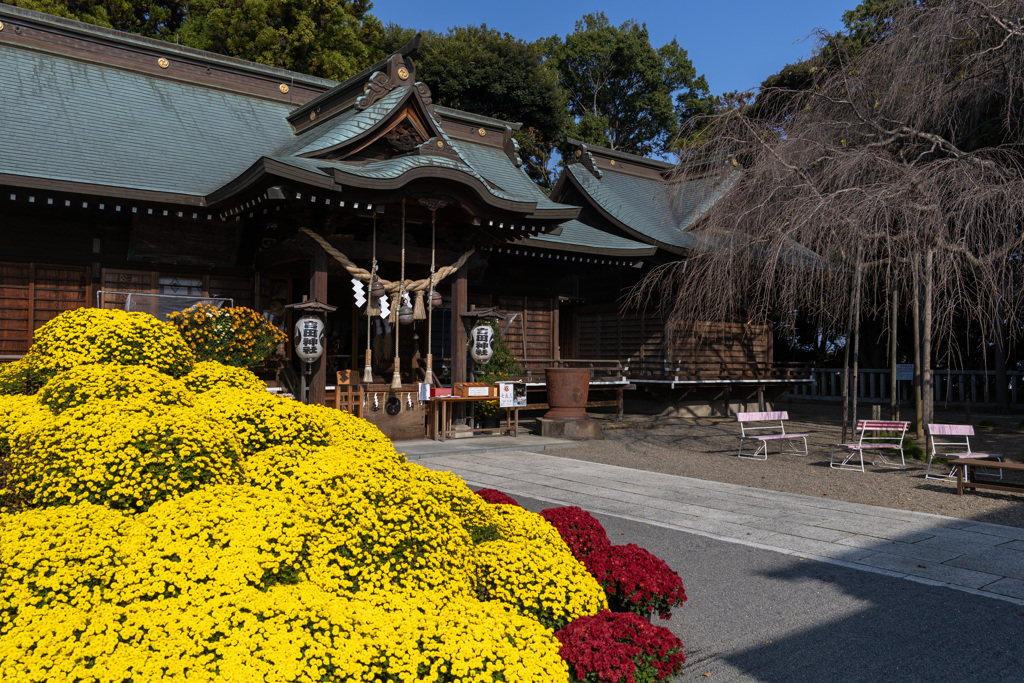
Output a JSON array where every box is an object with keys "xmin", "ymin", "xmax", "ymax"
[
  {"xmin": 10, "ymin": 0, "xmax": 384, "ymax": 81},
  {"xmin": 634, "ymin": 0, "xmax": 1024, "ymax": 425},
  {"xmin": 548, "ymin": 12, "xmax": 714, "ymax": 157}
]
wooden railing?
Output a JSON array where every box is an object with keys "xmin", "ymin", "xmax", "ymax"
[
  {"xmin": 788, "ymin": 367, "xmax": 1024, "ymax": 408},
  {"xmin": 515, "ymin": 358, "xmax": 627, "ymax": 382},
  {"xmin": 625, "ymin": 358, "xmax": 812, "ymax": 382}
]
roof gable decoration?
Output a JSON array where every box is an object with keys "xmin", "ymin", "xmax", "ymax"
[
  {"xmin": 566, "ymin": 140, "xmax": 602, "ymax": 179},
  {"xmin": 357, "ymin": 53, "xmax": 432, "ymax": 112},
  {"xmin": 502, "ymin": 127, "xmax": 523, "ymax": 168}
]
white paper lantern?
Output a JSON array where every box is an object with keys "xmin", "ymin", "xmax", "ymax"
[
  {"xmin": 469, "ymin": 323, "xmax": 495, "ymax": 363},
  {"xmin": 294, "ymin": 315, "xmax": 325, "ymax": 363}
]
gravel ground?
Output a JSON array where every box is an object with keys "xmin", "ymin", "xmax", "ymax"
[{"xmin": 543, "ymin": 401, "xmax": 1024, "ymax": 529}]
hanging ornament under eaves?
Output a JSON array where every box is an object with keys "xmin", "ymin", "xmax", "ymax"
[
  {"xmin": 370, "ymin": 279, "xmax": 385, "ymax": 300},
  {"xmin": 351, "ymin": 278, "xmax": 366, "ymax": 308},
  {"xmin": 398, "ymin": 291, "xmax": 414, "ymax": 325}
]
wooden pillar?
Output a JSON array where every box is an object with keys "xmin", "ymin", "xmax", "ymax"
[
  {"xmin": 308, "ymin": 247, "xmax": 329, "ymax": 406},
  {"xmin": 450, "ymin": 261, "xmax": 468, "ymax": 422}
]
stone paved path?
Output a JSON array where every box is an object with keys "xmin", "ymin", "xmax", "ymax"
[{"xmin": 398, "ymin": 440, "xmax": 1024, "ymax": 605}]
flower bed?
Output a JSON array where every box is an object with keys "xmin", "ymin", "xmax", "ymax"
[
  {"xmin": 1, "ymin": 308, "xmax": 626, "ymax": 681},
  {"xmin": 478, "ymin": 490, "xmax": 688, "ymax": 682}
]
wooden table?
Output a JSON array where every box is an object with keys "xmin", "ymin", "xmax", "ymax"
[
  {"xmin": 949, "ymin": 459, "xmax": 1024, "ymax": 496},
  {"xmin": 428, "ymin": 395, "xmax": 519, "ymax": 442}
]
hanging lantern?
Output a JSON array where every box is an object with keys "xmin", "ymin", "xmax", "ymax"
[
  {"xmin": 429, "ymin": 289, "xmax": 442, "ymax": 308},
  {"xmin": 293, "ymin": 315, "xmax": 325, "ymax": 363},
  {"xmin": 398, "ymin": 302, "xmax": 415, "ymax": 325},
  {"xmin": 370, "ymin": 279, "xmax": 385, "ymax": 300},
  {"xmin": 469, "ymin": 323, "xmax": 495, "ymax": 363}
]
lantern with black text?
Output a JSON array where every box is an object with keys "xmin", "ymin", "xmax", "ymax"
[
  {"xmin": 469, "ymin": 323, "xmax": 495, "ymax": 364},
  {"xmin": 294, "ymin": 315, "xmax": 325, "ymax": 364}
]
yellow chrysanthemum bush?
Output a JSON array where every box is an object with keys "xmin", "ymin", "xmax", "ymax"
[
  {"xmin": 5, "ymin": 399, "xmax": 243, "ymax": 511},
  {"xmin": 0, "ymin": 307, "xmax": 619, "ymax": 681},
  {"xmin": 25, "ymin": 307, "xmax": 194, "ymax": 383},
  {"xmin": 475, "ymin": 504, "xmax": 608, "ymax": 630},
  {"xmin": 37, "ymin": 363, "xmax": 194, "ymax": 414},
  {"xmin": 182, "ymin": 359, "xmax": 267, "ymax": 394},
  {"xmin": 250, "ymin": 445, "xmax": 478, "ymax": 601}
]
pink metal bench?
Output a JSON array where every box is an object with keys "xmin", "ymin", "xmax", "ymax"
[
  {"xmin": 926, "ymin": 424, "xmax": 1002, "ymax": 482},
  {"xmin": 830, "ymin": 420, "xmax": 909, "ymax": 472},
  {"xmin": 736, "ymin": 411, "xmax": 809, "ymax": 460}
]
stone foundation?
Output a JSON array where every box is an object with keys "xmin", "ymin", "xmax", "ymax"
[{"xmin": 537, "ymin": 417, "xmax": 603, "ymax": 440}]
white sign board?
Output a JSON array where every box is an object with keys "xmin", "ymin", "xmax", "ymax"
[
  {"xmin": 466, "ymin": 386, "xmax": 490, "ymax": 397},
  {"xmin": 895, "ymin": 364, "xmax": 915, "ymax": 381},
  {"xmin": 498, "ymin": 382, "xmax": 527, "ymax": 408}
]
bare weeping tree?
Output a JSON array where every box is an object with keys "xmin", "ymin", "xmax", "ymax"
[{"xmin": 632, "ymin": 0, "xmax": 1024, "ymax": 435}]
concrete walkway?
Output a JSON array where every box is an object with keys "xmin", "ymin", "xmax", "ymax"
[{"xmin": 396, "ymin": 436, "xmax": 1024, "ymax": 606}]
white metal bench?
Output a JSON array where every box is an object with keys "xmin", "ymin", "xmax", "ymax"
[
  {"xmin": 830, "ymin": 420, "xmax": 909, "ymax": 472},
  {"xmin": 736, "ymin": 411, "xmax": 809, "ymax": 460},
  {"xmin": 925, "ymin": 423, "xmax": 1002, "ymax": 482}
]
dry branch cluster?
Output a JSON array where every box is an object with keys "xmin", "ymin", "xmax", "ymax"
[{"xmin": 637, "ymin": 0, "xmax": 1024, "ymax": 364}]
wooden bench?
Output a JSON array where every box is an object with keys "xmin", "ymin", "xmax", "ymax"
[
  {"xmin": 831, "ymin": 420, "xmax": 909, "ymax": 472},
  {"xmin": 925, "ymin": 423, "xmax": 1002, "ymax": 482},
  {"xmin": 736, "ymin": 411, "xmax": 809, "ymax": 460},
  {"xmin": 950, "ymin": 459, "xmax": 1024, "ymax": 496}
]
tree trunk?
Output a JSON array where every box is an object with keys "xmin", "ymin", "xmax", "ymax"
[
  {"xmin": 841, "ymin": 277, "xmax": 855, "ymax": 445},
  {"xmin": 994, "ymin": 314, "xmax": 1009, "ymax": 414},
  {"xmin": 890, "ymin": 287, "xmax": 898, "ymax": 419},
  {"xmin": 851, "ymin": 245, "xmax": 864, "ymax": 438},
  {"xmin": 912, "ymin": 251, "xmax": 924, "ymax": 440},
  {"xmin": 922, "ymin": 248, "xmax": 935, "ymax": 429}
]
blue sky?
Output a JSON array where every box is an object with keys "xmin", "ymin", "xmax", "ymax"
[{"xmin": 370, "ymin": 0, "xmax": 857, "ymax": 96}]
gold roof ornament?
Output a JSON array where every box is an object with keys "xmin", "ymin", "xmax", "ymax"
[
  {"xmin": 478, "ymin": 128, "xmax": 486, "ymax": 136},
  {"xmin": 397, "ymin": 66, "xmax": 410, "ymax": 80},
  {"xmin": 157, "ymin": 57, "xmax": 170, "ymax": 69},
  {"xmin": 279, "ymin": 83, "xmax": 290, "ymax": 94}
]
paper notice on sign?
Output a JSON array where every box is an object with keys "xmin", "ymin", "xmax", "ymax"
[
  {"xmin": 499, "ymin": 382, "xmax": 527, "ymax": 408},
  {"xmin": 467, "ymin": 386, "xmax": 490, "ymax": 397},
  {"xmin": 896, "ymin": 364, "xmax": 914, "ymax": 381}
]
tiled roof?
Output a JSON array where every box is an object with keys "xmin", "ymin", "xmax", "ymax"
[
  {"xmin": 454, "ymin": 142, "xmax": 574, "ymax": 212},
  {"xmin": 0, "ymin": 44, "xmax": 296, "ymax": 197},
  {"xmin": 561, "ymin": 150, "xmax": 741, "ymax": 252},
  {"xmin": 522, "ymin": 220, "xmax": 656, "ymax": 256},
  {"xmin": 280, "ymin": 88, "xmax": 412, "ymax": 157}
]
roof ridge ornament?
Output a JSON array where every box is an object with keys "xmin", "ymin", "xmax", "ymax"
[
  {"xmin": 568, "ymin": 142, "xmax": 602, "ymax": 179},
  {"xmin": 502, "ymin": 126, "xmax": 522, "ymax": 168},
  {"xmin": 417, "ymin": 136, "xmax": 458, "ymax": 159},
  {"xmin": 356, "ymin": 53, "xmax": 417, "ymax": 110}
]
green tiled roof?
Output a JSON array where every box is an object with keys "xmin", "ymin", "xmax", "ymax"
[
  {"xmin": 281, "ymin": 88, "xmax": 412, "ymax": 157},
  {"xmin": 0, "ymin": 44, "xmax": 297, "ymax": 197},
  {"xmin": 567, "ymin": 163, "xmax": 740, "ymax": 250},
  {"xmin": 523, "ymin": 220, "xmax": 656, "ymax": 256},
  {"xmin": 455, "ymin": 142, "xmax": 573, "ymax": 212}
]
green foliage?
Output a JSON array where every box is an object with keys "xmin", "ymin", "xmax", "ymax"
[
  {"xmin": 551, "ymin": 12, "xmax": 714, "ymax": 157},
  {"xmin": 379, "ymin": 24, "xmax": 565, "ymax": 188},
  {"xmin": 13, "ymin": 0, "xmax": 384, "ymax": 82},
  {"xmin": 471, "ymin": 320, "xmax": 523, "ymax": 420},
  {"xmin": 9, "ymin": 1, "xmax": 187, "ymax": 39},
  {"xmin": 902, "ymin": 435, "xmax": 925, "ymax": 461}
]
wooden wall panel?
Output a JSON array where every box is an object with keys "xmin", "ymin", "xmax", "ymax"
[
  {"xmin": 209, "ymin": 276, "xmax": 254, "ymax": 308},
  {"xmin": 0, "ymin": 262, "xmax": 89, "ymax": 355},
  {"xmin": 495, "ymin": 296, "xmax": 553, "ymax": 361}
]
